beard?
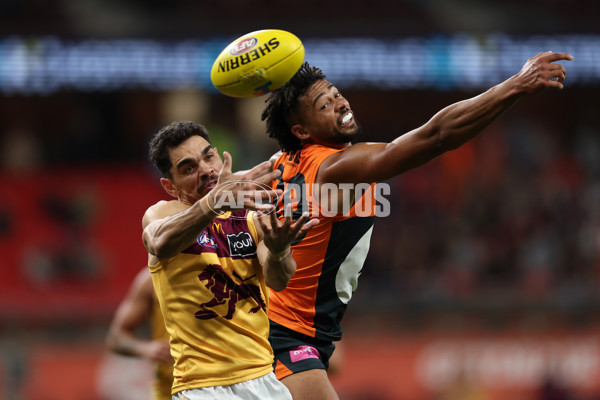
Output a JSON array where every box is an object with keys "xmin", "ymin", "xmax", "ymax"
[{"xmin": 330, "ymin": 120, "xmax": 363, "ymax": 145}]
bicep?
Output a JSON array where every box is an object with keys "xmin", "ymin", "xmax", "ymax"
[
  {"xmin": 142, "ymin": 200, "xmax": 188, "ymax": 252},
  {"xmin": 318, "ymin": 129, "xmax": 440, "ymax": 184}
]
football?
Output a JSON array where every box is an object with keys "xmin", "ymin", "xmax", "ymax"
[{"xmin": 210, "ymin": 29, "xmax": 305, "ymax": 98}]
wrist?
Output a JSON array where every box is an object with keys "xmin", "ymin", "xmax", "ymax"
[
  {"xmin": 197, "ymin": 196, "xmax": 220, "ymax": 219},
  {"xmin": 268, "ymin": 247, "xmax": 291, "ymax": 262}
]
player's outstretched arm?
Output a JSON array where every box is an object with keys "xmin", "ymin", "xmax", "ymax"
[
  {"xmin": 318, "ymin": 51, "xmax": 573, "ymax": 185},
  {"xmin": 143, "ymin": 152, "xmax": 281, "ymax": 261},
  {"xmin": 255, "ymin": 204, "xmax": 319, "ymax": 291}
]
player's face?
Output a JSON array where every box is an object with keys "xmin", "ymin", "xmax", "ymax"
[
  {"xmin": 166, "ymin": 135, "xmax": 222, "ymax": 205},
  {"xmin": 295, "ymin": 80, "xmax": 361, "ymax": 147}
]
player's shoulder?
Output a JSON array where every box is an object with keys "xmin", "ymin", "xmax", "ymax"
[
  {"xmin": 321, "ymin": 142, "xmax": 381, "ymax": 163},
  {"xmin": 315, "ymin": 142, "xmax": 384, "ymax": 184},
  {"xmin": 269, "ymin": 151, "xmax": 283, "ymax": 168},
  {"xmin": 304, "ymin": 143, "xmax": 347, "ymax": 167},
  {"xmin": 142, "ymin": 200, "xmax": 186, "ymax": 228}
]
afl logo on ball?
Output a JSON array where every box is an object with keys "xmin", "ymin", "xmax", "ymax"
[{"xmin": 230, "ymin": 37, "xmax": 258, "ymax": 56}]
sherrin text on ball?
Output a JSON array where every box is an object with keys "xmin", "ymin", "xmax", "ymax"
[{"xmin": 210, "ymin": 29, "xmax": 304, "ymax": 98}]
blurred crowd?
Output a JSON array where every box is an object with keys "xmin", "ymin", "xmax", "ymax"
[{"xmin": 357, "ymin": 92, "xmax": 600, "ymax": 329}]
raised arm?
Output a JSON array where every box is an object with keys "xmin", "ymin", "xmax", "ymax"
[
  {"xmin": 255, "ymin": 205, "xmax": 319, "ymax": 291},
  {"xmin": 143, "ymin": 152, "xmax": 281, "ymax": 262},
  {"xmin": 142, "ymin": 197, "xmax": 212, "ymax": 262},
  {"xmin": 318, "ymin": 51, "xmax": 573, "ymax": 185}
]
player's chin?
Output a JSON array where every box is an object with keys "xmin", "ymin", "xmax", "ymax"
[
  {"xmin": 336, "ymin": 121, "xmax": 355, "ymax": 134},
  {"xmin": 342, "ymin": 124, "xmax": 363, "ymax": 142}
]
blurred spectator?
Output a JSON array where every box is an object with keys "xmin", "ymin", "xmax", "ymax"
[
  {"xmin": 359, "ymin": 109, "xmax": 600, "ymax": 320},
  {"xmin": 536, "ymin": 375, "xmax": 573, "ymax": 400},
  {"xmin": 105, "ymin": 267, "xmax": 172, "ymax": 400},
  {"xmin": 1, "ymin": 126, "xmax": 42, "ymax": 173},
  {"xmin": 0, "ymin": 337, "xmax": 28, "ymax": 400}
]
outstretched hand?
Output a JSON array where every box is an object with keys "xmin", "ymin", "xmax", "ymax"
[
  {"xmin": 207, "ymin": 151, "xmax": 282, "ymax": 213},
  {"xmin": 514, "ymin": 51, "xmax": 574, "ymax": 93},
  {"xmin": 256, "ymin": 203, "xmax": 319, "ymax": 255}
]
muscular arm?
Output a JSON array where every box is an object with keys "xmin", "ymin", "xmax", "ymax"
[
  {"xmin": 318, "ymin": 51, "xmax": 573, "ymax": 185},
  {"xmin": 142, "ymin": 197, "xmax": 215, "ymax": 262},
  {"xmin": 105, "ymin": 268, "xmax": 172, "ymax": 364},
  {"xmin": 256, "ymin": 241, "xmax": 296, "ymax": 292}
]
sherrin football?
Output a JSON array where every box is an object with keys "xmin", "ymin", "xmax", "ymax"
[{"xmin": 210, "ymin": 29, "xmax": 305, "ymax": 98}]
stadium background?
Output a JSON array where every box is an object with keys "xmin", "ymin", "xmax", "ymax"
[{"xmin": 1, "ymin": 1, "xmax": 599, "ymax": 399}]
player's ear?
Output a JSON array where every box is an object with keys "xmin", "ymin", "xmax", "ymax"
[
  {"xmin": 291, "ymin": 124, "xmax": 309, "ymax": 140},
  {"xmin": 160, "ymin": 177, "xmax": 179, "ymax": 198}
]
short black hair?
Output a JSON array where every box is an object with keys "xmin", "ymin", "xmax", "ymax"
[
  {"xmin": 149, "ymin": 121, "xmax": 211, "ymax": 178},
  {"xmin": 261, "ymin": 62, "xmax": 326, "ymax": 154}
]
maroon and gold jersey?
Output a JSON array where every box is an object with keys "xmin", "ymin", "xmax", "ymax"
[
  {"xmin": 269, "ymin": 144, "xmax": 376, "ymax": 341},
  {"xmin": 149, "ymin": 210, "xmax": 273, "ymax": 394},
  {"xmin": 150, "ymin": 296, "xmax": 172, "ymax": 400}
]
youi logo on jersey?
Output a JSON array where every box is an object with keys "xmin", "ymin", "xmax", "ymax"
[{"xmin": 227, "ymin": 231, "xmax": 257, "ymax": 258}]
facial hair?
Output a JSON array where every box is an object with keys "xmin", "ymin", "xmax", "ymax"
[{"xmin": 330, "ymin": 120, "xmax": 363, "ymax": 145}]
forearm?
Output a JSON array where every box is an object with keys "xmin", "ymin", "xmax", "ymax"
[
  {"xmin": 106, "ymin": 330, "xmax": 149, "ymax": 358},
  {"xmin": 258, "ymin": 243, "xmax": 296, "ymax": 291},
  {"xmin": 372, "ymin": 76, "xmax": 523, "ymax": 179},
  {"xmin": 143, "ymin": 197, "xmax": 217, "ymax": 259},
  {"xmin": 428, "ymin": 75, "xmax": 523, "ymax": 150}
]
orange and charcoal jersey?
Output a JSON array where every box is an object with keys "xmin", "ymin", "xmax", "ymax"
[{"xmin": 269, "ymin": 144, "xmax": 376, "ymax": 342}]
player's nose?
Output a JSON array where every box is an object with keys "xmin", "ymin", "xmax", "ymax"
[
  {"xmin": 198, "ymin": 161, "xmax": 214, "ymax": 178},
  {"xmin": 335, "ymin": 96, "xmax": 350, "ymax": 112}
]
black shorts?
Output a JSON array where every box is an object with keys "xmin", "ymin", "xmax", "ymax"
[{"xmin": 269, "ymin": 321, "xmax": 336, "ymax": 379}]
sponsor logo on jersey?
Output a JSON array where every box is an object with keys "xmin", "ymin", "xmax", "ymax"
[
  {"xmin": 197, "ymin": 230, "xmax": 217, "ymax": 248},
  {"xmin": 227, "ymin": 231, "xmax": 256, "ymax": 257},
  {"xmin": 290, "ymin": 345, "xmax": 320, "ymax": 363}
]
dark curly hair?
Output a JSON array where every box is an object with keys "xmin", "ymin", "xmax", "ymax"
[
  {"xmin": 149, "ymin": 121, "xmax": 211, "ymax": 178},
  {"xmin": 261, "ymin": 62, "xmax": 326, "ymax": 153}
]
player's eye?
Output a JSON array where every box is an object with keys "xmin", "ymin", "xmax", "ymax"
[
  {"xmin": 203, "ymin": 149, "xmax": 215, "ymax": 161},
  {"xmin": 180, "ymin": 165, "xmax": 194, "ymax": 175}
]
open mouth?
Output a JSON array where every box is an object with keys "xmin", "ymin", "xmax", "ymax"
[
  {"xmin": 341, "ymin": 112, "xmax": 353, "ymax": 126},
  {"xmin": 200, "ymin": 179, "xmax": 218, "ymax": 195}
]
